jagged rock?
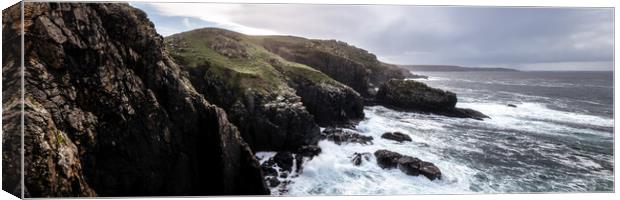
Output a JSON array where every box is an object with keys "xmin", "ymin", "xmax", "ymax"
[
  {"xmin": 261, "ymin": 160, "xmax": 278, "ymax": 177},
  {"xmin": 296, "ymin": 145, "xmax": 322, "ymax": 158},
  {"xmin": 374, "ymin": 150, "xmax": 442, "ymax": 180},
  {"xmin": 376, "ymin": 79, "xmax": 488, "ymax": 120},
  {"xmin": 265, "ymin": 177, "xmax": 280, "ymax": 187},
  {"xmin": 321, "ymin": 128, "xmax": 373, "ymax": 145},
  {"xmin": 374, "ymin": 150, "xmax": 403, "ymax": 169},
  {"xmin": 273, "ymin": 58, "xmax": 365, "ymax": 126},
  {"xmin": 272, "ymin": 152, "xmax": 294, "ymax": 172},
  {"xmin": 3, "ymin": 3, "xmax": 268, "ymax": 197},
  {"xmin": 351, "ymin": 152, "xmax": 372, "ymax": 166},
  {"xmin": 381, "ymin": 132, "xmax": 412, "ymax": 142}
]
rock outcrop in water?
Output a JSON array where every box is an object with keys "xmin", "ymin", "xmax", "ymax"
[
  {"xmin": 165, "ymin": 28, "xmax": 365, "ymax": 151},
  {"xmin": 2, "ymin": 3, "xmax": 268, "ymax": 197},
  {"xmin": 376, "ymin": 79, "xmax": 489, "ymax": 120},
  {"xmin": 381, "ymin": 132, "xmax": 412, "ymax": 142},
  {"xmin": 374, "ymin": 150, "xmax": 442, "ymax": 180},
  {"xmin": 321, "ymin": 128, "xmax": 374, "ymax": 145}
]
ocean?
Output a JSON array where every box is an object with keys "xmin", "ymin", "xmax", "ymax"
[{"xmin": 258, "ymin": 71, "xmax": 614, "ymax": 195}]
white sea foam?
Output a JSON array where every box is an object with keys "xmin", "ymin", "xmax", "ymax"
[
  {"xmin": 281, "ymin": 97, "xmax": 613, "ymax": 195},
  {"xmin": 457, "ymin": 102, "xmax": 613, "ymax": 137}
]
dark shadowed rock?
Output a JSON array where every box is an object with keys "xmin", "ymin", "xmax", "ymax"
[
  {"xmin": 351, "ymin": 152, "xmax": 372, "ymax": 166},
  {"xmin": 507, "ymin": 104, "xmax": 517, "ymax": 108},
  {"xmin": 265, "ymin": 177, "xmax": 280, "ymax": 187},
  {"xmin": 296, "ymin": 145, "xmax": 322, "ymax": 158},
  {"xmin": 322, "ymin": 128, "xmax": 373, "ymax": 145},
  {"xmin": 260, "ymin": 160, "xmax": 278, "ymax": 177},
  {"xmin": 374, "ymin": 150, "xmax": 403, "ymax": 169},
  {"xmin": 397, "ymin": 156, "xmax": 423, "ymax": 176},
  {"xmin": 374, "ymin": 150, "xmax": 442, "ymax": 181},
  {"xmin": 376, "ymin": 79, "xmax": 488, "ymax": 120},
  {"xmin": 273, "ymin": 152, "xmax": 294, "ymax": 172},
  {"xmin": 3, "ymin": 3, "xmax": 268, "ymax": 196},
  {"xmin": 381, "ymin": 132, "xmax": 412, "ymax": 142}
]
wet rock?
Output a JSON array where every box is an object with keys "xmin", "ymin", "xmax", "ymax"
[
  {"xmin": 419, "ymin": 161, "xmax": 442, "ymax": 180},
  {"xmin": 374, "ymin": 150, "xmax": 403, "ymax": 169},
  {"xmin": 273, "ymin": 152, "xmax": 294, "ymax": 172},
  {"xmin": 376, "ymin": 79, "xmax": 488, "ymax": 120},
  {"xmin": 351, "ymin": 152, "xmax": 372, "ymax": 166},
  {"xmin": 296, "ymin": 145, "xmax": 321, "ymax": 158},
  {"xmin": 397, "ymin": 156, "xmax": 422, "ymax": 176},
  {"xmin": 381, "ymin": 132, "xmax": 412, "ymax": 142},
  {"xmin": 321, "ymin": 128, "xmax": 373, "ymax": 145},
  {"xmin": 266, "ymin": 176, "xmax": 280, "ymax": 187},
  {"xmin": 374, "ymin": 149, "xmax": 442, "ymax": 181},
  {"xmin": 260, "ymin": 160, "xmax": 278, "ymax": 177},
  {"xmin": 279, "ymin": 172, "xmax": 289, "ymax": 179}
]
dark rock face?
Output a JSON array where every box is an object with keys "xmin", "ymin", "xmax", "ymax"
[
  {"xmin": 374, "ymin": 150, "xmax": 403, "ymax": 169},
  {"xmin": 296, "ymin": 145, "xmax": 322, "ymax": 158},
  {"xmin": 3, "ymin": 3, "xmax": 268, "ymax": 197},
  {"xmin": 187, "ymin": 70, "xmax": 321, "ymax": 151},
  {"xmin": 321, "ymin": 128, "xmax": 373, "ymax": 145},
  {"xmin": 381, "ymin": 132, "xmax": 412, "ymax": 142},
  {"xmin": 351, "ymin": 152, "xmax": 372, "ymax": 166},
  {"xmin": 374, "ymin": 150, "xmax": 442, "ymax": 180},
  {"xmin": 272, "ymin": 152, "xmax": 294, "ymax": 172},
  {"xmin": 275, "ymin": 59, "xmax": 365, "ymax": 126},
  {"xmin": 377, "ymin": 79, "xmax": 457, "ymax": 110},
  {"xmin": 397, "ymin": 156, "xmax": 423, "ymax": 176},
  {"xmin": 376, "ymin": 79, "xmax": 488, "ymax": 120}
]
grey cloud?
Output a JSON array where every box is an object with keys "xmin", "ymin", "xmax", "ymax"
[{"xmin": 141, "ymin": 3, "xmax": 614, "ymax": 70}]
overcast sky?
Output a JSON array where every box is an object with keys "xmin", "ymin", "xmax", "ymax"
[{"xmin": 131, "ymin": 3, "xmax": 614, "ymax": 71}]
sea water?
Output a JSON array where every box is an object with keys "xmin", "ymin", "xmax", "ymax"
[{"xmin": 259, "ymin": 71, "xmax": 614, "ymax": 195}]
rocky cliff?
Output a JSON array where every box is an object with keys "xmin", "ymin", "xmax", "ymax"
[
  {"xmin": 165, "ymin": 28, "xmax": 364, "ymax": 151},
  {"xmin": 2, "ymin": 3, "xmax": 268, "ymax": 197},
  {"xmin": 257, "ymin": 36, "xmax": 410, "ymax": 96}
]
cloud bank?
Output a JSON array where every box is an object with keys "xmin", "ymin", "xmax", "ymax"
[{"xmin": 132, "ymin": 3, "xmax": 614, "ymax": 71}]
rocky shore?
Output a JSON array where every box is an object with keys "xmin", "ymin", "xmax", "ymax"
[{"xmin": 3, "ymin": 2, "xmax": 488, "ymax": 197}]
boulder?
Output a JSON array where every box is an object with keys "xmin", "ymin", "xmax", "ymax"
[
  {"xmin": 397, "ymin": 156, "xmax": 423, "ymax": 176},
  {"xmin": 374, "ymin": 150, "xmax": 403, "ymax": 169},
  {"xmin": 373, "ymin": 150, "xmax": 442, "ymax": 180},
  {"xmin": 419, "ymin": 161, "xmax": 442, "ymax": 180},
  {"xmin": 381, "ymin": 132, "xmax": 412, "ymax": 142},
  {"xmin": 322, "ymin": 128, "xmax": 373, "ymax": 145},
  {"xmin": 351, "ymin": 152, "xmax": 372, "ymax": 166},
  {"xmin": 376, "ymin": 79, "xmax": 488, "ymax": 120}
]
